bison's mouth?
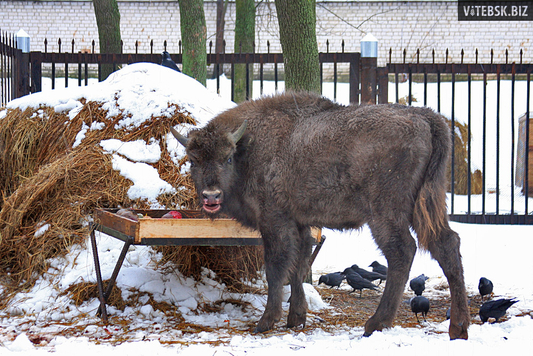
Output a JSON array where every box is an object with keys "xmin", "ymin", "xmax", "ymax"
[
  {"xmin": 201, "ymin": 189, "xmax": 223, "ymax": 214},
  {"xmin": 203, "ymin": 203, "xmax": 221, "ymax": 214}
]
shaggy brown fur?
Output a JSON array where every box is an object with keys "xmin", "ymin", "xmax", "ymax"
[{"xmin": 172, "ymin": 91, "xmax": 470, "ymax": 339}]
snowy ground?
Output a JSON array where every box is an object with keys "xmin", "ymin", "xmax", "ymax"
[
  {"xmin": 1, "ymin": 63, "xmax": 532, "ymax": 354},
  {"xmin": 1, "ymin": 223, "xmax": 532, "ymax": 355}
]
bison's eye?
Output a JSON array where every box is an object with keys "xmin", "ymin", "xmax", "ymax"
[{"xmin": 227, "ymin": 157, "xmax": 233, "ymax": 164}]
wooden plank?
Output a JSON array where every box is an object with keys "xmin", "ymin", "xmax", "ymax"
[
  {"xmin": 138, "ymin": 237, "xmax": 263, "ymax": 246},
  {"xmin": 528, "ymin": 118, "xmax": 533, "ymax": 195},
  {"xmin": 95, "ymin": 209, "xmax": 137, "ymax": 237},
  {"xmin": 136, "ymin": 218, "xmax": 260, "ymax": 243}
]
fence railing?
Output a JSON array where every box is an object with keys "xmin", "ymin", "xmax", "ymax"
[
  {"xmin": 381, "ymin": 50, "xmax": 533, "ymax": 224},
  {"xmin": 1, "ymin": 36, "xmax": 362, "ymax": 106},
  {"xmin": 1, "ymin": 32, "xmax": 20, "ymax": 105}
]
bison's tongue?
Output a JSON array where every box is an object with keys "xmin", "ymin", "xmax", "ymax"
[{"xmin": 203, "ymin": 203, "xmax": 221, "ymax": 213}]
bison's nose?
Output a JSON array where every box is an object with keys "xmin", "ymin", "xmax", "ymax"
[
  {"xmin": 201, "ymin": 189, "xmax": 223, "ymax": 213},
  {"xmin": 202, "ymin": 189, "xmax": 222, "ymax": 203}
]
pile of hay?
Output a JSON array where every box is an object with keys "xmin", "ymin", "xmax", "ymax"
[
  {"xmin": 449, "ymin": 120, "xmax": 483, "ymax": 195},
  {"xmin": 0, "ymin": 64, "xmax": 264, "ymax": 302}
]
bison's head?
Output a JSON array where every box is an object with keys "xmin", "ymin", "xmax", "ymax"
[{"xmin": 171, "ymin": 120, "xmax": 247, "ymax": 215}]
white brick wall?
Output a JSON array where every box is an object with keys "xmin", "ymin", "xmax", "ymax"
[{"xmin": 1, "ymin": 1, "xmax": 531, "ymax": 66}]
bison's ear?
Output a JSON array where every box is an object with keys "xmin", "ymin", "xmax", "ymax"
[
  {"xmin": 231, "ymin": 120, "xmax": 248, "ymax": 144},
  {"xmin": 170, "ymin": 127, "xmax": 189, "ymax": 147}
]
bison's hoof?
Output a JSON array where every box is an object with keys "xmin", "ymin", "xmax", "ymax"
[
  {"xmin": 253, "ymin": 318, "xmax": 275, "ymax": 334},
  {"xmin": 364, "ymin": 317, "xmax": 388, "ymax": 337},
  {"xmin": 362, "ymin": 326, "xmax": 382, "ymax": 337},
  {"xmin": 449, "ymin": 321, "xmax": 469, "ymax": 340},
  {"xmin": 286, "ymin": 321, "xmax": 306, "ymax": 329},
  {"xmin": 253, "ymin": 325, "xmax": 272, "ymax": 334},
  {"xmin": 286, "ymin": 313, "xmax": 306, "ymax": 329}
]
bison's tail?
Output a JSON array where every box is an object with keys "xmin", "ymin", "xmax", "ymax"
[{"xmin": 412, "ymin": 112, "xmax": 451, "ymax": 251}]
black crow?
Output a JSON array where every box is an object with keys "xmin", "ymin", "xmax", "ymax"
[
  {"xmin": 342, "ymin": 268, "xmax": 378, "ymax": 297},
  {"xmin": 318, "ymin": 272, "xmax": 345, "ymax": 289},
  {"xmin": 369, "ymin": 261, "xmax": 388, "ymax": 276},
  {"xmin": 350, "ymin": 264, "xmax": 386, "ymax": 284},
  {"xmin": 410, "ymin": 296, "xmax": 430, "ymax": 322},
  {"xmin": 409, "ymin": 274, "xmax": 429, "ymax": 296},
  {"xmin": 478, "ymin": 277, "xmax": 493, "ymax": 301},
  {"xmin": 161, "ymin": 51, "xmax": 181, "ymax": 72},
  {"xmin": 479, "ymin": 298, "xmax": 519, "ymax": 323}
]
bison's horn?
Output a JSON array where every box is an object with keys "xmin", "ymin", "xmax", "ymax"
[
  {"xmin": 170, "ymin": 127, "xmax": 189, "ymax": 147},
  {"xmin": 231, "ymin": 120, "xmax": 248, "ymax": 144}
]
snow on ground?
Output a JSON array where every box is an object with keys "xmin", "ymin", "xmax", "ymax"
[
  {"xmin": 1, "ymin": 223, "xmax": 532, "ymax": 355},
  {"xmin": 1, "ymin": 63, "xmax": 532, "ymax": 355}
]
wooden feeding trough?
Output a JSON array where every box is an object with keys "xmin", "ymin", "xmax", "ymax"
[
  {"xmin": 90, "ymin": 208, "xmax": 323, "ymax": 321},
  {"xmin": 93, "ymin": 208, "xmax": 266, "ymax": 246}
]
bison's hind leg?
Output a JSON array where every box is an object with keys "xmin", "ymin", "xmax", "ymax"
[
  {"xmin": 427, "ymin": 227, "xmax": 470, "ymax": 340},
  {"xmin": 286, "ymin": 226, "xmax": 314, "ymax": 329},
  {"xmin": 364, "ymin": 222, "xmax": 417, "ymax": 337}
]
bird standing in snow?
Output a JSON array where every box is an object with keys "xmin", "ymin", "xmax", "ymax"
[
  {"xmin": 318, "ymin": 272, "xmax": 345, "ymax": 289},
  {"xmin": 342, "ymin": 268, "xmax": 378, "ymax": 297},
  {"xmin": 409, "ymin": 274, "xmax": 429, "ymax": 296},
  {"xmin": 479, "ymin": 298, "xmax": 518, "ymax": 323},
  {"xmin": 161, "ymin": 51, "xmax": 181, "ymax": 72},
  {"xmin": 350, "ymin": 264, "xmax": 386, "ymax": 284},
  {"xmin": 410, "ymin": 296, "xmax": 430, "ymax": 322},
  {"xmin": 478, "ymin": 277, "xmax": 493, "ymax": 301},
  {"xmin": 369, "ymin": 261, "xmax": 388, "ymax": 276}
]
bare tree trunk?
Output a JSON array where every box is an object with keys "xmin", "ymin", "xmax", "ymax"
[
  {"xmin": 274, "ymin": 0, "xmax": 320, "ymax": 93},
  {"xmin": 233, "ymin": 0, "xmax": 255, "ymax": 103},
  {"xmin": 213, "ymin": 0, "xmax": 227, "ymax": 80},
  {"xmin": 179, "ymin": 0, "xmax": 207, "ymax": 86},
  {"xmin": 216, "ymin": 0, "xmax": 226, "ymax": 54},
  {"xmin": 92, "ymin": 0, "xmax": 122, "ymax": 80}
]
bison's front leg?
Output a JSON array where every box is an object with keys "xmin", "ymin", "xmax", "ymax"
[
  {"xmin": 286, "ymin": 226, "xmax": 313, "ymax": 329},
  {"xmin": 254, "ymin": 224, "xmax": 297, "ymax": 333},
  {"xmin": 255, "ymin": 273, "xmax": 284, "ymax": 333}
]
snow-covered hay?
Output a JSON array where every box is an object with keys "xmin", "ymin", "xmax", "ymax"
[{"xmin": 0, "ymin": 63, "xmax": 262, "ymax": 298}]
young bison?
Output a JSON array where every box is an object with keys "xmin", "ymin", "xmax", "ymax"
[{"xmin": 171, "ymin": 91, "xmax": 470, "ymax": 339}]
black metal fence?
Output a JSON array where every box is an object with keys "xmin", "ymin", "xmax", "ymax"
[
  {"xmin": 1, "ymin": 37, "xmax": 361, "ymax": 106},
  {"xmin": 2, "ymin": 33, "xmax": 533, "ymax": 225},
  {"xmin": 1, "ymin": 32, "xmax": 20, "ymax": 105},
  {"xmin": 381, "ymin": 49, "xmax": 533, "ymax": 224}
]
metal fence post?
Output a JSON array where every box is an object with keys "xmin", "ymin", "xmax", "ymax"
[
  {"xmin": 377, "ymin": 66, "xmax": 389, "ymax": 104},
  {"xmin": 349, "ymin": 53, "xmax": 360, "ymax": 105},
  {"xmin": 30, "ymin": 51, "xmax": 42, "ymax": 93},
  {"xmin": 361, "ymin": 33, "xmax": 378, "ymax": 104},
  {"xmin": 15, "ymin": 29, "xmax": 30, "ymax": 98}
]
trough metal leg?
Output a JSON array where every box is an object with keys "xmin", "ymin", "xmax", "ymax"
[
  {"xmin": 90, "ymin": 224, "xmax": 108, "ymax": 322},
  {"xmin": 90, "ymin": 223, "xmax": 133, "ymax": 322},
  {"xmin": 304, "ymin": 235, "xmax": 327, "ymax": 284},
  {"xmin": 309, "ymin": 235, "xmax": 326, "ymax": 267}
]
